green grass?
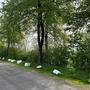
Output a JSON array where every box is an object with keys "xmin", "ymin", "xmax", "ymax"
[
  {"xmin": 32, "ymin": 66, "xmax": 90, "ymax": 85},
  {"xmin": 3, "ymin": 60, "xmax": 90, "ymax": 85}
]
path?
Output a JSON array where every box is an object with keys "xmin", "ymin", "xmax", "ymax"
[{"xmin": 0, "ymin": 62, "xmax": 82, "ymax": 90}]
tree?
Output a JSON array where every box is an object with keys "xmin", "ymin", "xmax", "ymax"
[
  {"xmin": 0, "ymin": 2, "xmax": 23, "ymax": 58},
  {"xmin": 1, "ymin": 0, "xmax": 73, "ymax": 64}
]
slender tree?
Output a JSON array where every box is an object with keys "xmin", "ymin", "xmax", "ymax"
[{"xmin": 1, "ymin": 0, "xmax": 73, "ymax": 64}]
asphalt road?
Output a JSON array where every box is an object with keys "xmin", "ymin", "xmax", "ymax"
[{"xmin": 0, "ymin": 62, "xmax": 80, "ymax": 90}]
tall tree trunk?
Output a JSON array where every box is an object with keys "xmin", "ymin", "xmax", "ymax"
[
  {"xmin": 45, "ymin": 31, "xmax": 48, "ymax": 51},
  {"xmin": 37, "ymin": 0, "xmax": 45, "ymax": 64},
  {"xmin": 37, "ymin": 15, "xmax": 41, "ymax": 64}
]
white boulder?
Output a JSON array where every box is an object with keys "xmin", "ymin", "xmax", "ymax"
[
  {"xmin": 11, "ymin": 60, "xmax": 16, "ymax": 63},
  {"xmin": 36, "ymin": 65, "xmax": 42, "ymax": 69},
  {"xmin": 52, "ymin": 69, "xmax": 62, "ymax": 75},
  {"xmin": 88, "ymin": 78, "xmax": 90, "ymax": 83},
  {"xmin": 8, "ymin": 59, "xmax": 11, "ymax": 62},
  {"xmin": 24, "ymin": 63, "xmax": 30, "ymax": 67},
  {"xmin": 17, "ymin": 60, "xmax": 22, "ymax": 64}
]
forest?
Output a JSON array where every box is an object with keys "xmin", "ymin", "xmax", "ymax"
[{"xmin": 0, "ymin": 0, "xmax": 90, "ymax": 84}]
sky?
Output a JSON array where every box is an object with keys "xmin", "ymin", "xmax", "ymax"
[{"xmin": 0, "ymin": 0, "xmax": 4, "ymax": 8}]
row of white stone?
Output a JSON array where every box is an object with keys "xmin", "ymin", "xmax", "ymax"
[
  {"xmin": 1, "ymin": 57, "xmax": 90, "ymax": 82},
  {"xmin": 7, "ymin": 58, "xmax": 62, "ymax": 75},
  {"xmin": 8, "ymin": 59, "xmax": 43, "ymax": 68},
  {"xmin": 8, "ymin": 59, "xmax": 31, "ymax": 67}
]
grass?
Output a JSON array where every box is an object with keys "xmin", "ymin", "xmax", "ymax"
[
  {"xmin": 3, "ymin": 60, "xmax": 90, "ymax": 85},
  {"xmin": 31, "ymin": 66, "xmax": 90, "ymax": 85}
]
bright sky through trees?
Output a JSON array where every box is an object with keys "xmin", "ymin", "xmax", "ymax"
[{"xmin": 0, "ymin": 0, "xmax": 4, "ymax": 8}]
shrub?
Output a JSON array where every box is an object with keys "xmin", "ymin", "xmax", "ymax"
[
  {"xmin": 43, "ymin": 46, "xmax": 70, "ymax": 67},
  {"xmin": 0, "ymin": 46, "xmax": 7, "ymax": 58},
  {"xmin": 73, "ymin": 38, "xmax": 90, "ymax": 73}
]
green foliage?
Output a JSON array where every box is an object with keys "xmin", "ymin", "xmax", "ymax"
[
  {"xmin": 6, "ymin": 49, "xmax": 38, "ymax": 64},
  {"xmin": 43, "ymin": 47, "xmax": 70, "ymax": 67},
  {"xmin": 14, "ymin": 50, "xmax": 38, "ymax": 64},
  {"xmin": 37, "ymin": 66, "xmax": 89, "ymax": 84},
  {"xmin": 0, "ymin": 0, "xmax": 89, "ymax": 83},
  {"xmin": 26, "ymin": 50, "xmax": 38, "ymax": 64},
  {"xmin": 73, "ymin": 37, "xmax": 90, "ymax": 73},
  {"xmin": 0, "ymin": 46, "xmax": 7, "ymax": 58}
]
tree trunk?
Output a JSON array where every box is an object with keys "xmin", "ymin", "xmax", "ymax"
[
  {"xmin": 45, "ymin": 31, "xmax": 48, "ymax": 51},
  {"xmin": 37, "ymin": 0, "xmax": 45, "ymax": 64}
]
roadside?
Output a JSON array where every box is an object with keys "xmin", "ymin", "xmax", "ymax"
[
  {"xmin": 0, "ymin": 62, "xmax": 81, "ymax": 90},
  {"xmin": 1, "ymin": 61, "xmax": 90, "ymax": 90}
]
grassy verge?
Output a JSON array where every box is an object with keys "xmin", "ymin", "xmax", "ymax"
[{"xmin": 3, "ymin": 61, "xmax": 90, "ymax": 85}]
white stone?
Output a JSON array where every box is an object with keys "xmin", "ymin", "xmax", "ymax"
[
  {"xmin": 36, "ymin": 65, "xmax": 42, "ymax": 69},
  {"xmin": 52, "ymin": 69, "xmax": 62, "ymax": 75},
  {"xmin": 17, "ymin": 60, "xmax": 22, "ymax": 64},
  {"xmin": 8, "ymin": 59, "xmax": 11, "ymax": 62},
  {"xmin": 88, "ymin": 78, "xmax": 90, "ymax": 83},
  {"xmin": 24, "ymin": 63, "xmax": 30, "ymax": 67},
  {"xmin": 2, "ymin": 57, "xmax": 5, "ymax": 60},
  {"xmin": 11, "ymin": 60, "xmax": 16, "ymax": 63}
]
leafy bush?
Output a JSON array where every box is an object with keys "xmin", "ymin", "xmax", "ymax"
[
  {"xmin": 73, "ymin": 38, "xmax": 90, "ymax": 73},
  {"xmin": 26, "ymin": 50, "xmax": 38, "ymax": 64},
  {"xmin": 13, "ymin": 49, "xmax": 38, "ymax": 64},
  {"xmin": 0, "ymin": 46, "xmax": 7, "ymax": 58},
  {"xmin": 0, "ymin": 45, "xmax": 39, "ymax": 64},
  {"xmin": 43, "ymin": 47, "xmax": 70, "ymax": 67}
]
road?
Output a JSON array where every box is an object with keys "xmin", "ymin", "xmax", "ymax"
[{"xmin": 0, "ymin": 62, "xmax": 81, "ymax": 90}]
